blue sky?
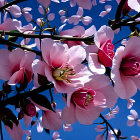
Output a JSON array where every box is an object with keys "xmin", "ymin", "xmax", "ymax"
[{"xmin": 1, "ymin": 0, "xmax": 140, "ymax": 139}]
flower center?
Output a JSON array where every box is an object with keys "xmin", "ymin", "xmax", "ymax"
[
  {"xmin": 52, "ymin": 67, "xmax": 75, "ymax": 83},
  {"xmin": 120, "ymin": 56, "xmax": 140, "ymax": 76},
  {"xmin": 72, "ymin": 87, "xmax": 96, "ymax": 108}
]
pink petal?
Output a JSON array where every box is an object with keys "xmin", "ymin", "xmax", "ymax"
[
  {"xmin": 99, "ymin": 11, "xmax": 108, "ymax": 17},
  {"xmin": 0, "ymin": 49, "xmax": 11, "ymax": 80},
  {"xmin": 130, "ymin": 109, "xmax": 138, "ymax": 120},
  {"xmin": 96, "ymin": 135, "xmax": 105, "ymax": 140},
  {"xmin": 127, "ymin": 120, "xmax": 135, "ymax": 126},
  {"xmin": 105, "ymin": 5, "xmax": 112, "ymax": 13},
  {"xmin": 128, "ymin": 0, "xmax": 140, "ymax": 12},
  {"xmin": 85, "ymin": 74, "xmax": 111, "ymax": 90},
  {"xmin": 5, "ymin": 123, "xmax": 24, "ymax": 140},
  {"xmin": 0, "ymin": 18, "xmax": 21, "ymax": 31},
  {"xmin": 63, "ymin": 124, "xmax": 72, "ymax": 131},
  {"xmin": 24, "ymin": 114, "xmax": 32, "ymax": 128},
  {"xmin": 42, "ymin": 110, "xmax": 62, "ymax": 130},
  {"xmin": 37, "ymin": 0, "xmax": 51, "ymax": 7},
  {"xmin": 48, "ymin": 13, "xmax": 55, "ymax": 21},
  {"xmin": 23, "ymin": 12, "xmax": 32, "ymax": 22},
  {"xmin": 38, "ymin": 5, "xmax": 45, "ymax": 15},
  {"xmin": 62, "ymin": 103, "xmax": 77, "ymax": 124},
  {"xmin": 95, "ymin": 125, "xmax": 105, "ymax": 132},
  {"xmin": 76, "ymin": 7, "xmax": 83, "ymax": 16},
  {"xmin": 68, "ymin": 45, "xmax": 86, "ymax": 66},
  {"xmin": 88, "ymin": 53, "xmax": 106, "ymax": 74},
  {"xmin": 52, "ymin": 131, "xmax": 60, "ymax": 139},
  {"xmin": 84, "ymin": 25, "xmax": 96, "ymax": 36},
  {"xmin": 75, "ymin": 0, "xmax": 92, "ymax": 10},
  {"xmin": 75, "ymin": 105, "xmax": 104, "ymax": 125},
  {"xmin": 94, "ymin": 25, "xmax": 114, "ymax": 48},
  {"xmin": 82, "ymin": 16, "xmax": 92, "ymax": 25},
  {"xmin": 6, "ymin": 5, "xmax": 22, "ymax": 18}
]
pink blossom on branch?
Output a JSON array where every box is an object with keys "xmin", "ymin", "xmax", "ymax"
[
  {"xmin": 0, "ymin": 48, "xmax": 35, "ymax": 85},
  {"xmin": 62, "ymin": 74, "xmax": 118, "ymax": 125},
  {"xmin": 33, "ymin": 38, "xmax": 92, "ymax": 93},
  {"xmin": 111, "ymin": 37, "xmax": 140, "ymax": 99},
  {"xmin": 86, "ymin": 25, "xmax": 115, "ymax": 74}
]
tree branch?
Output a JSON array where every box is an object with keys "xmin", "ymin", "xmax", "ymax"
[
  {"xmin": 0, "ymin": 38, "xmax": 41, "ymax": 56},
  {"xmin": 0, "ymin": 31, "xmax": 94, "ymax": 42},
  {"xmin": 0, "ymin": 0, "xmax": 28, "ymax": 12},
  {"xmin": 0, "ymin": 84, "xmax": 54, "ymax": 107},
  {"xmin": 100, "ymin": 114, "xmax": 119, "ymax": 140}
]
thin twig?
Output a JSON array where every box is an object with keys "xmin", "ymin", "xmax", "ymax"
[
  {"xmin": 0, "ymin": 121, "xmax": 3, "ymax": 140},
  {"xmin": 0, "ymin": 0, "xmax": 28, "ymax": 12},
  {"xmin": 0, "ymin": 31, "xmax": 94, "ymax": 42},
  {"xmin": 0, "ymin": 38, "xmax": 41, "ymax": 56},
  {"xmin": 100, "ymin": 114, "xmax": 119, "ymax": 140}
]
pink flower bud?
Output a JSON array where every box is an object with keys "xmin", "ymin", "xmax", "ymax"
[
  {"xmin": 120, "ymin": 56, "xmax": 140, "ymax": 76},
  {"xmin": 72, "ymin": 87, "xmax": 96, "ymax": 108},
  {"xmin": 25, "ymin": 103, "xmax": 36, "ymax": 117},
  {"xmin": 98, "ymin": 39, "xmax": 115, "ymax": 67}
]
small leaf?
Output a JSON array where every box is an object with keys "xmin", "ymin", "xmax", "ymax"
[
  {"xmin": 44, "ymin": 128, "xmax": 50, "ymax": 134},
  {"xmin": 3, "ymin": 82, "xmax": 12, "ymax": 94},
  {"xmin": 3, "ymin": 120, "xmax": 13, "ymax": 129},
  {"xmin": 38, "ymin": 74, "xmax": 50, "ymax": 86},
  {"xmin": 117, "ymin": 129, "xmax": 121, "ymax": 136},
  {"xmin": 8, "ymin": 30, "xmax": 20, "ymax": 42},
  {"xmin": 31, "ymin": 94, "xmax": 54, "ymax": 111},
  {"xmin": 18, "ymin": 111, "xmax": 24, "ymax": 120},
  {"xmin": 31, "ymin": 121, "xmax": 36, "ymax": 126},
  {"xmin": 0, "ymin": 108, "xmax": 19, "ymax": 126}
]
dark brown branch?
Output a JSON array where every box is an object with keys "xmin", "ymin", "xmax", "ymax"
[
  {"xmin": 0, "ymin": 121, "xmax": 3, "ymax": 140},
  {"xmin": 115, "ymin": 0, "xmax": 127, "ymax": 21},
  {"xmin": 0, "ymin": 0, "xmax": 28, "ymax": 12},
  {"xmin": 100, "ymin": 114, "xmax": 119, "ymax": 140},
  {"xmin": 0, "ymin": 38, "xmax": 41, "ymax": 56},
  {"xmin": 111, "ymin": 12, "xmax": 140, "ymax": 30},
  {"xmin": 0, "ymin": 31, "xmax": 94, "ymax": 42},
  {"xmin": 0, "ymin": 84, "xmax": 54, "ymax": 107}
]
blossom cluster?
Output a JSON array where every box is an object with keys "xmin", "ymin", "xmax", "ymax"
[{"xmin": 0, "ymin": 0, "xmax": 139, "ymax": 139}]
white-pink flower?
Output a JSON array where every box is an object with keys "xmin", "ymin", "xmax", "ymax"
[
  {"xmin": 86, "ymin": 25, "xmax": 114, "ymax": 74},
  {"xmin": 128, "ymin": 0, "xmax": 140, "ymax": 12},
  {"xmin": 60, "ymin": 25, "xmax": 96, "ymax": 47},
  {"xmin": 32, "ymin": 38, "xmax": 92, "ymax": 93},
  {"xmin": 111, "ymin": 37, "xmax": 140, "ymax": 99},
  {"xmin": 127, "ymin": 109, "xmax": 140, "ymax": 127},
  {"xmin": 62, "ymin": 74, "xmax": 118, "ymax": 125},
  {"xmin": 0, "ymin": 48, "xmax": 35, "ymax": 85}
]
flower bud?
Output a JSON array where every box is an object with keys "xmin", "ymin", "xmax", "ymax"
[
  {"xmin": 120, "ymin": 56, "xmax": 140, "ymax": 76},
  {"xmin": 25, "ymin": 103, "xmax": 36, "ymax": 117},
  {"xmin": 72, "ymin": 87, "xmax": 96, "ymax": 108}
]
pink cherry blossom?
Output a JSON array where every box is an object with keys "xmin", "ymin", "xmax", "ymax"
[
  {"xmin": 127, "ymin": 109, "xmax": 140, "ymax": 127},
  {"xmin": 5, "ymin": 123, "xmax": 24, "ymax": 140},
  {"xmin": 6, "ymin": 5, "xmax": 22, "ymax": 18},
  {"xmin": 111, "ymin": 37, "xmax": 140, "ymax": 99},
  {"xmin": 0, "ymin": 18, "xmax": 21, "ymax": 31},
  {"xmin": 32, "ymin": 38, "xmax": 92, "ymax": 93},
  {"xmin": 31, "ymin": 99, "xmax": 63, "ymax": 130},
  {"xmin": 131, "ymin": 136, "xmax": 140, "ymax": 140},
  {"xmin": 86, "ymin": 25, "xmax": 114, "ymax": 74},
  {"xmin": 99, "ymin": 5, "xmax": 112, "ymax": 17},
  {"xmin": 67, "ymin": 7, "xmax": 92, "ymax": 25},
  {"xmin": 96, "ymin": 134, "xmax": 105, "ymax": 140},
  {"xmin": 62, "ymin": 74, "xmax": 118, "ymax": 125},
  {"xmin": 60, "ymin": 25, "xmax": 96, "ymax": 47},
  {"xmin": 0, "ymin": 48, "xmax": 35, "ymax": 85},
  {"xmin": 95, "ymin": 125, "xmax": 105, "ymax": 132},
  {"xmin": 127, "ymin": 98, "xmax": 135, "ymax": 109},
  {"xmin": 63, "ymin": 123, "xmax": 72, "ymax": 131},
  {"xmin": 128, "ymin": 0, "xmax": 140, "ymax": 12},
  {"xmin": 105, "ymin": 106, "xmax": 119, "ymax": 120}
]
